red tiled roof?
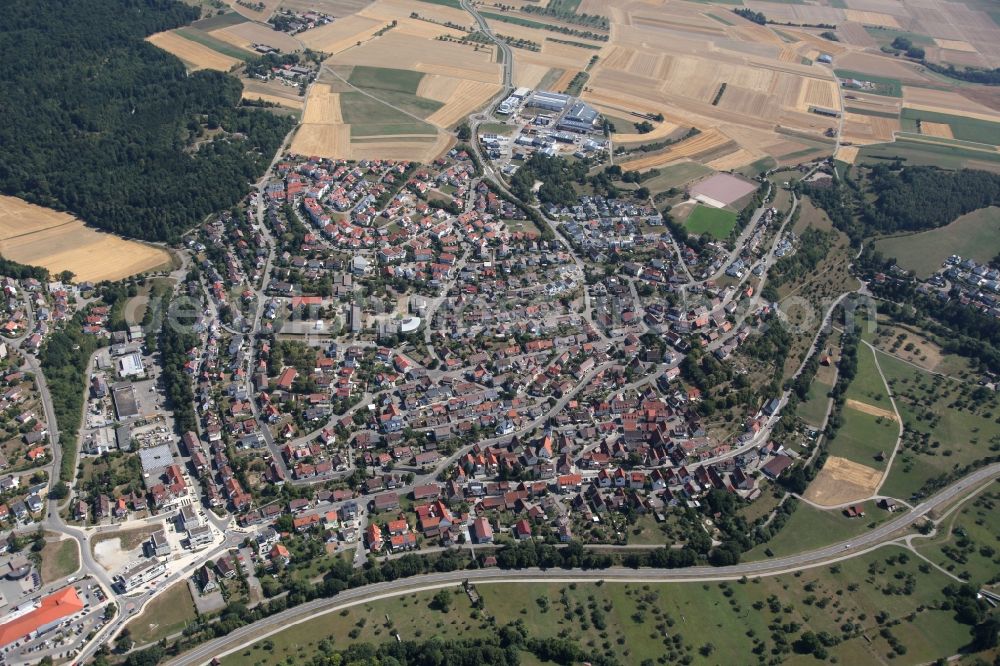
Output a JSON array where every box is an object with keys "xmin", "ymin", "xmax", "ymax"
[{"xmin": 0, "ymin": 587, "xmax": 84, "ymax": 647}]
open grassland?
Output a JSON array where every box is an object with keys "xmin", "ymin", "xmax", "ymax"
[
  {"xmin": 225, "ymin": 546, "xmax": 977, "ymax": 666},
  {"xmin": 682, "ymin": 204, "xmax": 737, "ymax": 240},
  {"xmin": 858, "ymin": 136, "xmax": 1000, "ymax": 172},
  {"xmin": 125, "ymin": 581, "xmax": 198, "ymax": 646},
  {"xmin": 798, "ymin": 377, "xmax": 833, "ymax": 427},
  {"xmin": 747, "ymin": 500, "xmax": 890, "ymax": 559},
  {"xmin": 915, "ymin": 486, "xmax": 1000, "ymax": 587},
  {"xmin": 0, "ymin": 196, "xmax": 171, "ymax": 282},
  {"xmin": 845, "ymin": 343, "xmax": 892, "ymax": 406},
  {"xmin": 635, "ymin": 162, "xmax": 714, "ymax": 194},
  {"xmin": 867, "ymin": 320, "xmax": 971, "ymax": 377},
  {"xmin": 876, "ymin": 349, "xmax": 1000, "ymax": 500},
  {"xmin": 830, "ymin": 403, "xmax": 897, "ymax": 469},
  {"xmin": 39, "ymin": 538, "xmax": 79, "ymax": 583},
  {"xmin": 874, "ymin": 207, "xmax": 1000, "ymax": 278}
]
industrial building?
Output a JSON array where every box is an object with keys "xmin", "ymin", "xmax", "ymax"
[
  {"xmin": 557, "ymin": 101, "xmax": 600, "ymax": 133},
  {"xmin": 116, "ymin": 352, "xmax": 145, "ymax": 378},
  {"xmin": 112, "ymin": 382, "xmax": 140, "ymax": 420},
  {"xmin": 528, "ymin": 90, "xmax": 571, "ymax": 112}
]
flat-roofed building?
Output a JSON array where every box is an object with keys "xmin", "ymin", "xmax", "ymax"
[{"xmin": 112, "ymin": 383, "xmax": 139, "ymax": 420}]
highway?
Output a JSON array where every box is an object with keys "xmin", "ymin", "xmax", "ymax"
[{"xmin": 169, "ymin": 462, "xmax": 1000, "ymax": 665}]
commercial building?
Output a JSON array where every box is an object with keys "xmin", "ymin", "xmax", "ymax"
[
  {"xmin": 115, "ymin": 559, "xmax": 166, "ymax": 592},
  {"xmin": 117, "ymin": 352, "xmax": 145, "ymax": 378},
  {"xmin": 0, "ymin": 587, "xmax": 85, "ymax": 648}
]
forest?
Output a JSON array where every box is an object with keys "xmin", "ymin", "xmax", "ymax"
[{"xmin": 0, "ymin": 0, "xmax": 294, "ymax": 243}]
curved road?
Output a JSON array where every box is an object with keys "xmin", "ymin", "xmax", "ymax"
[{"xmin": 167, "ymin": 461, "xmax": 1000, "ymax": 665}]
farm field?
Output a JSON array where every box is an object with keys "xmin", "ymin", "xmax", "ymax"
[
  {"xmin": 0, "ymin": 196, "xmax": 172, "ymax": 282},
  {"xmin": 682, "ymin": 204, "xmax": 737, "ymax": 240},
  {"xmin": 226, "ymin": 546, "xmax": 977, "ymax": 665},
  {"xmin": 874, "ymin": 207, "xmax": 1000, "ymax": 278},
  {"xmin": 797, "ymin": 377, "xmax": 832, "ymax": 427},
  {"xmin": 147, "ymin": 29, "xmax": 243, "ymax": 71},
  {"xmin": 858, "ymin": 136, "xmax": 1000, "ymax": 172},
  {"xmin": 635, "ymin": 161, "xmax": 714, "ymax": 194},
  {"xmin": 900, "ymin": 107, "xmax": 1000, "ymax": 146},
  {"xmin": 875, "ymin": 349, "xmax": 1000, "ymax": 500}
]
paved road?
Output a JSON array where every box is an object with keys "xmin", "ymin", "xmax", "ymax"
[{"xmin": 168, "ymin": 462, "xmax": 1000, "ymax": 665}]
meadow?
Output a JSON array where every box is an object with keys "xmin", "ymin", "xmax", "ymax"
[{"xmin": 874, "ymin": 207, "xmax": 1000, "ymax": 278}]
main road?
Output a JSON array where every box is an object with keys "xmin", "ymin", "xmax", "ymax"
[{"xmin": 167, "ymin": 461, "xmax": 1000, "ymax": 665}]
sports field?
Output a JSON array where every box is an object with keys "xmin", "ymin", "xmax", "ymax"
[
  {"xmin": 0, "ymin": 196, "xmax": 171, "ymax": 282},
  {"xmin": 682, "ymin": 204, "xmax": 738, "ymax": 240},
  {"xmin": 874, "ymin": 207, "xmax": 1000, "ymax": 278}
]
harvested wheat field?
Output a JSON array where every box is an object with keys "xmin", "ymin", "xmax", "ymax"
[
  {"xmin": 298, "ymin": 14, "xmax": 387, "ymax": 53},
  {"xmin": 618, "ymin": 128, "xmax": 733, "ymax": 171},
  {"xmin": 290, "ymin": 124, "xmax": 352, "ymax": 157},
  {"xmin": 302, "ymin": 84, "xmax": 344, "ymax": 124},
  {"xmin": 349, "ymin": 134, "xmax": 454, "ymax": 161},
  {"xmin": 706, "ymin": 148, "xmax": 758, "ymax": 171},
  {"xmin": 796, "ymin": 78, "xmax": 840, "ymax": 113},
  {"xmin": 0, "ymin": 197, "xmax": 171, "ymax": 282},
  {"xmin": 934, "ymin": 38, "xmax": 977, "ymax": 53},
  {"xmin": 332, "ymin": 32, "xmax": 501, "ymax": 84},
  {"xmin": 424, "ymin": 79, "xmax": 503, "ymax": 128},
  {"xmin": 224, "ymin": 0, "xmax": 281, "ymax": 21},
  {"xmin": 836, "ymin": 146, "xmax": 860, "ymax": 164},
  {"xmin": 241, "ymin": 80, "xmax": 305, "ymax": 108},
  {"xmin": 845, "ymin": 399, "xmax": 898, "ymax": 422},
  {"xmin": 147, "ymin": 31, "xmax": 240, "ymax": 71},
  {"xmin": 804, "ymin": 456, "xmax": 883, "ymax": 506},
  {"xmin": 920, "ymin": 121, "xmax": 954, "ymax": 138},
  {"xmin": 843, "ymin": 10, "xmax": 901, "ymax": 29},
  {"xmin": 209, "ymin": 22, "xmax": 301, "ymax": 53}
]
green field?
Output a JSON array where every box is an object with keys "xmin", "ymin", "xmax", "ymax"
[
  {"xmin": 874, "ymin": 207, "xmax": 1000, "ymax": 277},
  {"xmin": 481, "ymin": 11, "xmax": 552, "ymax": 30},
  {"xmin": 858, "ymin": 136, "xmax": 1000, "ymax": 171},
  {"xmin": 831, "ymin": 406, "xmax": 898, "ymax": 468},
  {"xmin": 126, "ymin": 581, "xmax": 197, "ymax": 646},
  {"xmin": 798, "ymin": 379, "xmax": 833, "ymax": 427},
  {"xmin": 225, "ymin": 546, "xmax": 981, "ymax": 665},
  {"xmin": 683, "ymin": 204, "xmax": 738, "ymax": 239},
  {"xmin": 864, "ymin": 27, "xmax": 934, "ymax": 48},
  {"xmin": 347, "ymin": 66, "xmax": 425, "ymax": 95},
  {"xmin": 916, "ymin": 486, "xmax": 1000, "ymax": 586},
  {"xmin": 876, "ymin": 349, "xmax": 1000, "ymax": 499},
  {"xmin": 739, "ymin": 156, "xmax": 778, "ymax": 177},
  {"xmin": 900, "ymin": 107, "xmax": 1000, "ymax": 146},
  {"xmin": 637, "ymin": 161, "xmax": 713, "ymax": 193},
  {"xmin": 835, "ymin": 69, "xmax": 903, "ymax": 97},
  {"xmin": 746, "ymin": 500, "xmax": 891, "ymax": 559},
  {"xmin": 339, "ymin": 92, "xmax": 437, "ymax": 136},
  {"xmin": 418, "ymin": 0, "xmax": 462, "ymax": 8},
  {"xmin": 845, "ymin": 344, "xmax": 892, "ymax": 406},
  {"xmin": 174, "ymin": 28, "xmax": 252, "ymax": 61}
]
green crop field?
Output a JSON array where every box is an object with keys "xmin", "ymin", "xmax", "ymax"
[
  {"xmin": 834, "ymin": 69, "xmax": 903, "ymax": 97},
  {"xmin": 340, "ymin": 92, "xmax": 437, "ymax": 136},
  {"xmin": 347, "ymin": 66, "xmax": 425, "ymax": 95},
  {"xmin": 876, "ymin": 349, "xmax": 1000, "ymax": 499},
  {"xmin": 874, "ymin": 207, "xmax": 1000, "ymax": 278},
  {"xmin": 844, "ymin": 106, "xmax": 900, "ymax": 119},
  {"xmin": 225, "ymin": 546, "xmax": 981, "ymax": 665},
  {"xmin": 900, "ymin": 107, "xmax": 1000, "ymax": 146},
  {"xmin": 418, "ymin": 0, "xmax": 462, "ymax": 9},
  {"xmin": 916, "ymin": 486, "xmax": 1000, "ymax": 586},
  {"xmin": 190, "ymin": 11, "xmax": 248, "ymax": 30},
  {"xmin": 174, "ymin": 28, "xmax": 252, "ymax": 61},
  {"xmin": 683, "ymin": 204, "xmax": 737, "ymax": 239},
  {"xmin": 746, "ymin": 500, "xmax": 891, "ymax": 559}
]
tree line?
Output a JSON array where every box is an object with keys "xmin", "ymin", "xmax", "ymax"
[{"xmin": 0, "ymin": 0, "xmax": 294, "ymax": 243}]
